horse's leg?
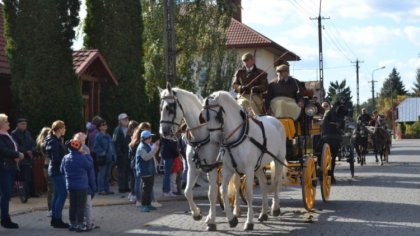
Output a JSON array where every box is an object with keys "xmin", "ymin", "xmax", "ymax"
[
  {"xmin": 255, "ymin": 169, "xmax": 268, "ymax": 222},
  {"xmin": 271, "ymin": 162, "xmax": 281, "ymax": 217},
  {"xmin": 380, "ymin": 147, "xmax": 384, "ymax": 166},
  {"xmin": 184, "ymin": 165, "xmax": 202, "ymax": 221},
  {"xmin": 221, "ymin": 168, "xmax": 237, "ymax": 228},
  {"xmin": 231, "ymin": 174, "xmax": 241, "ymax": 218},
  {"xmin": 244, "ymin": 169, "xmax": 255, "ymax": 231},
  {"xmin": 205, "ymin": 169, "xmax": 218, "ymax": 231}
]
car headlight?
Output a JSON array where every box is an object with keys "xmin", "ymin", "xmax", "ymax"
[{"xmin": 305, "ymin": 103, "xmax": 317, "ymax": 117}]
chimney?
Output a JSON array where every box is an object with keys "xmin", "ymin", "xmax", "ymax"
[{"xmin": 232, "ymin": 0, "xmax": 242, "ymax": 22}]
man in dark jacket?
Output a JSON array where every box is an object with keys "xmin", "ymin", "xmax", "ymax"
[
  {"xmin": 321, "ymin": 103, "xmax": 344, "ymax": 184},
  {"xmin": 265, "ymin": 64, "xmax": 305, "ymax": 119},
  {"xmin": 232, "ymin": 52, "xmax": 268, "ymax": 115},
  {"xmin": 357, "ymin": 108, "xmax": 371, "ymax": 126},
  {"xmin": 113, "ymin": 113, "xmax": 130, "ymax": 193},
  {"xmin": 11, "ymin": 118, "xmax": 38, "ymax": 198},
  {"xmin": 160, "ymin": 137, "xmax": 179, "ymax": 196}
]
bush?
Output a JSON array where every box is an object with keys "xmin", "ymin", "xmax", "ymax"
[{"xmin": 412, "ymin": 121, "xmax": 420, "ymax": 138}]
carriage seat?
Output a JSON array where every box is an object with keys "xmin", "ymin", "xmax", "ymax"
[{"xmin": 279, "ymin": 118, "xmax": 296, "ymax": 140}]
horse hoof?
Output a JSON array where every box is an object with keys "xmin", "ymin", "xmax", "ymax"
[
  {"xmin": 229, "ymin": 216, "xmax": 238, "ymax": 228},
  {"xmin": 193, "ymin": 214, "xmax": 203, "ymax": 221},
  {"xmin": 206, "ymin": 224, "xmax": 217, "ymax": 231},
  {"xmin": 245, "ymin": 223, "xmax": 254, "ymax": 231},
  {"xmin": 258, "ymin": 214, "xmax": 268, "ymax": 222},
  {"xmin": 272, "ymin": 208, "xmax": 281, "ymax": 217}
]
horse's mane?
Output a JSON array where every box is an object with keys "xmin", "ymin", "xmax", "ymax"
[
  {"xmin": 209, "ymin": 91, "xmax": 239, "ymax": 109},
  {"xmin": 171, "ymin": 87, "xmax": 202, "ymax": 106}
]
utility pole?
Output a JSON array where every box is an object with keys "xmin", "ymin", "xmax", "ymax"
[
  {"xmin": 310, "ymin": 0, "xmax": 329, "ymax": 102},
  {"xmin": 352, "ymin": 59, "xmax": 363, "ymax": 116},
  {"xmin": 164, "ymin": 0, "xmax": 176, "ymax": 86},
  {"xmin": 370, "ymin": 66, "xmax": 386, "ymax": 112}
]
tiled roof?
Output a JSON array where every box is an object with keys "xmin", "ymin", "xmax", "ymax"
[
  {"xmin": 226, "ymin": 18, "xmax": 300, "ymax": 61},
  {"xmin": 396, "ymin": 97, "xmax": 420, "ymax": 122},
  {"xmin": 0, "ymin": 5, "xmax": 10, "ymax": 75},
  {"xmin": 72, "ymin": 50, "xmax": 118, "ymax": 85}
]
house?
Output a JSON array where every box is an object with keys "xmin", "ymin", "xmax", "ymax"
[
  {"xmin": 0, "ymin": 6, "xmax": 118, "ymax": 122},
  {"xmin": 396, "ymin": 97, "xmax": 420, "ymax": 123},
  {"xmin": 226, "ymin": 0, "xmax": 300, "ymax": 82}
]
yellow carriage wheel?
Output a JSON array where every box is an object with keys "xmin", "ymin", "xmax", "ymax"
[
  {"xmin": 321, "ymin": 143, "xmax": 332, "ymax": 202},
  {"xmin": 302, "ymin": 156, "xmax": 316, "ymax": 211}
]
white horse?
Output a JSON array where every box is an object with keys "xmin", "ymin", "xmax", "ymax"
[
  {"xmin": 158, "ymin": 84, "xmax": 241, "ymax": 231},
  {"xmin": 201, "ymin": 91, "xmax": 286, "ymax": 231}
]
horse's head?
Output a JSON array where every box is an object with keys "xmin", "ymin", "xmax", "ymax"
[
  {"xmin": 158, "ymin": 83, "xmax": 184, "ymax": 139},
  {"xmin": 201, "ymin": 92, "xmax": 226, "ymax": 144}
]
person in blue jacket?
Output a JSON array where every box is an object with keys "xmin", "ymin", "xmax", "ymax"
[
  {"xmin": 45, "ymin": 120, "xmax": 69, "ymax": 228},
  {"xmin": 93, "ymin": 119, "xmax": 116, "ymax": 195},
  {"xmin": 136, "ymin": 131, "xmax": 160, "ymax": 212},
  {"xmin": 61, "ymin": 139, "xmax": 95, "ymax": 232}
]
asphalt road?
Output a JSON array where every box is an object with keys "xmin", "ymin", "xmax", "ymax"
[{"xmin": 1, "ymin": 139, "xmax": 419, "ymax": 236}]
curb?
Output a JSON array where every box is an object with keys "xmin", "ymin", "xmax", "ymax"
[{"xmin": 10, "ymin": 194, "xmax": 209, "ymax": 216}]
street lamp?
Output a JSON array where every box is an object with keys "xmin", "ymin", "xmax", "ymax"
[{"xmin": 371, "ymin": 66, "xmax": 386, "ymax": 111}]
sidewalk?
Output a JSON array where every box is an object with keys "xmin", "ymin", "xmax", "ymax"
[{"xmin": 10, "ymin": 173, "xmax": 209, "ymax": 216}]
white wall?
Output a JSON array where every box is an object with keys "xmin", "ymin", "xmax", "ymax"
[{"xmin": 235, "ymin": 48, "xmax": 278, "ymax": 83}]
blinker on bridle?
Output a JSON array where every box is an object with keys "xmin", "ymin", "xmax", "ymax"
[
  {"xmin": 160, "ymin": 93, "xmax": 184, "ymax": 127},
  {"xmin": 202, "ymin": 97, "xmax": 225, "ymax": 132}
]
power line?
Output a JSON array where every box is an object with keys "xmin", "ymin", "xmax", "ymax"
[
  {"xmin": 326, "ymin": 20, "xmax": 358, "ymax": 58},
  {"xmin": 323, "ymin": 28, "xmax": 353, "ymax": 62}
]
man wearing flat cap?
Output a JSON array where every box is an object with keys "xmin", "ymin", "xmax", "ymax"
[
  {"xmin": 11, "ymin": 118, "xmax": 39, "ymax": 197},
  {"xmin": 113, "ymin": 113, "xmax": 130, "ymax": 193},
  {"xmin": 265, "ymin": 64, "xmax": 305, "ymax": 119},
  {"xmin": 232, "ymin": 52, "xmax": 268, "ymax": 115}
]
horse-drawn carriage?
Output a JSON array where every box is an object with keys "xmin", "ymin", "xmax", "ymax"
[
  {"xmin": 274, "ymin": 101, "xmax": 333, "ymax": 210},
  {"xmin": 159, "ymin": 84, "xmax": 332, "ymax": 231}
]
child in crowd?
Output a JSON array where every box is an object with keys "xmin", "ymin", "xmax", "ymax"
[
  {"xmin": 170, "ymin": 155, "xmax": 183, "ymax": 195},
  {"xmin": 61, "ymin": 139, "xmax": 94, "ymax": 232},
  {"xmin": 74, "ymin": 132, "xmax": 98, "ymax": 231},
  {"xmin": 135, "ymin": 130, "xmax": 160, "ymax": 212},
  {"xmin": 129, "ymin": 122, "xmax": 161, "ymax": 208}
]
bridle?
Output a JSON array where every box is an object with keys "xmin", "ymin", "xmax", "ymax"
[
  {"xmin": 202, "ymin": 97, "xmax": 225, "ymax": 132},
  {"xmin": 159, "ymin": 92, "xmax": 184, "ymax": 128},
  {"xmin": 202, "ymin": 97, "xmax": 289, "ymax": 176}
]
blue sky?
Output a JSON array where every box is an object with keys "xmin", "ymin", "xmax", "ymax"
[
  {"xmin": 71, "ymin": 0, "xmax": 420, "ymax": 104},
  {"xmin": 241, "ymin": 0, "xmax": 420, "ymax": 104}
]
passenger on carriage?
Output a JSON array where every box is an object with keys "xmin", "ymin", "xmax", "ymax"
[
  {"xmin": 357, "ymin": 108, "xmax": 371, "ymax": 126},
  {"xmin": 313, "ymin": 95, "xmax": 324, "ymax": 116},
  {"xmin": 265, "ymin": 64, "xmax": 305, "ymax": 120},
  {"xmin": 369, "ymin": 110, "xmax": 379, "ymax": 127},
  {"xmin": 231, "ymin": 52, "xmax": 268, "ymax": 115},
  {"xmin": 321, "ymin": 102, "xmax": 330, "ymax": 115}
]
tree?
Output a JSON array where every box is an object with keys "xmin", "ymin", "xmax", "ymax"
[
  {"xmin": 326, "ymin": 80, "xmax": 353, "ymax": 116},
  {"xmin": 413, "ymin": 67, "xmax": 420, "ymax": 95},
  {"xmin": 143, "ymin": 1, "xmax": 237, "ymax": 93},
  {"xmin": 380, "ymin": 67, "xmax": 408, "ymax": 97},
  {"xmin": 83, "ymin": 0, "xmax": 147, "ymax": 127},
  {"xmin": 3, "ymin": 0, "xmax": 83, "ymax": 135},
  {"xmin": 141, "ymin": 0, "xmax": 237, "ymax": 127}
]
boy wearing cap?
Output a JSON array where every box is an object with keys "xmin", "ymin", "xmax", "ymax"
[
  {"xmin": 61, "ymin": 139, "xmax": 94, "ymax": 232},
  {"xmin": 113, "ymin": 113, "xmax": 131, "ymax": 193},
  {"xmin": 135, "ymin": 131, "xmax": 160, "ymax": 212},
  {"xmin": 232, "ymin": 52, "xmax": 268, "ymax": 115}
]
